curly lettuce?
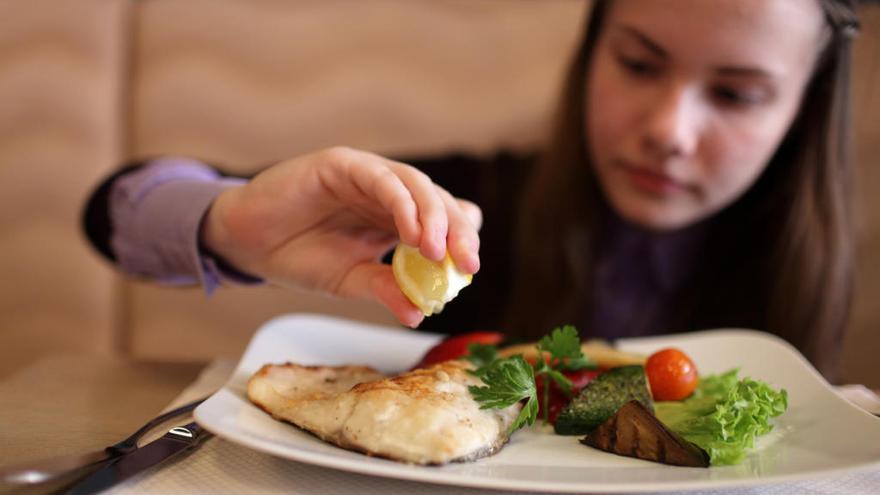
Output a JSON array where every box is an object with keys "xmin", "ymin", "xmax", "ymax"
[{"xmin": 654, "ymin": 369, "xmax": 788, "ymax": 465}]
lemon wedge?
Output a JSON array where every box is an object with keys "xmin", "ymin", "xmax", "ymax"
[{"xmin": 391, "ymin": 243, "xmax": 473, "ymax": 316}]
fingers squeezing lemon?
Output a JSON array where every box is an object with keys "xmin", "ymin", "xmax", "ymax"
[{"xmin": 391, "ymin": 244, "xmax": 472, "ymax": 316}]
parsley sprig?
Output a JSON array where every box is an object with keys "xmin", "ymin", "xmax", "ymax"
[
  {"xmin": 466, "ymin": 325, "xmax": 597, "ymax": 434},
  {"xmin": 464, "ymin": 342, "xmax": 498, "ymax": 369},
  {"xmin": 468, "ymin": 355, "xmax": 538, "ymax": 432},
  {"xmin": 537, "ymin": 325, "xmax": 595, "ymax": 371},
  {"xmin": 534, "ymin": 325, "xmax": 595, "ymax": 423}
]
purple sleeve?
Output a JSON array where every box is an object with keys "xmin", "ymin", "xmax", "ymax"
[{"xmin": 109, "ymin": 156, "xmax": 263, "ymax": 295}]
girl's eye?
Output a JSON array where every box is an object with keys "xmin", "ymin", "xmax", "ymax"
[
  {"xmin": 712, "ymin": 86, "xmax": 769, "ymax": 108},
  {"xmin": 617, "ymin": 55, "xmax": 660, "ymax": 78}
]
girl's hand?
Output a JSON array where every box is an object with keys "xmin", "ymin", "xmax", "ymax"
[{"xmin": 200, "ymin": 147, "xmax": 482, "ymax": 328}]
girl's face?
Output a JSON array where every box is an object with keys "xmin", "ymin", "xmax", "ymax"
[{"xmin": 586, "ymin": 0, "xmax": 827, "ymax": 230}]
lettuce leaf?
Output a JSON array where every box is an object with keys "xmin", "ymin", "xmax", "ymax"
[{"xmin": 654, "ymin": 369, "xmax": 788, "ymax": 465}]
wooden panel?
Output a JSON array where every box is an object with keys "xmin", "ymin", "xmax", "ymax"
[
  {"xmin": 129, "ymin": 0, "xmax": 588, "ymax": 169},
  {"xmin": 0, "ymin": 0, "xmax": 130, "ymax": 378}
]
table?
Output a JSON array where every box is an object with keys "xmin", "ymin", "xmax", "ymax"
[
  {"xmin": 2, "ymin": 353, "xmax": 878, "ymax": 495},
  {"xmin": 0, "ymin": 354, "xmax": 203, "ymax": 469}
]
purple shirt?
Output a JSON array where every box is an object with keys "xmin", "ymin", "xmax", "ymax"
[
  {"xmin": 591, "ymin": 212, "xmax": 709, "ymax": 339},
  {"xmin": 110, "ymin": 157, "xmax": 262, "ymax": 295}
]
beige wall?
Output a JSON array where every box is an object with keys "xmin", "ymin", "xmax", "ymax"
[
  {"xmin": 130, "ymin": 0, "xmax": 582, "ymax": 165},
  {"xmin": 0, "ymin": 0, "xmax": 129, "ymax": 374},
  {"xmin": 843, "ymin": 6, "xmax": 880, "ymax": 388},
  {"xmin": 0, "ymin": 0, "xmax": 877, "ymax": 386}
]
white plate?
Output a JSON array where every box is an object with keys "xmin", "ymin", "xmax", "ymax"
[{"xmin": 194, "ymin": 313, "xmax": 880, "ymax": 493}]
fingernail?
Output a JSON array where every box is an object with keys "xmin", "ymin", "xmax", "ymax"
[{"xmin": 409, "ymin": 314, "xmax": 424, "ymax": 328}]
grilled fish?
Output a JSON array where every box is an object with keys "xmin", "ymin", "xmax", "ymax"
[{"xmin": 247, "ymin": 359, "xmax": 521, "ymax": 464}]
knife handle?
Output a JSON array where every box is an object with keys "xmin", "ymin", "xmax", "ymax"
[{"xmin": 58, "ymin": 422, "xmax": 213, "ymax": 495}]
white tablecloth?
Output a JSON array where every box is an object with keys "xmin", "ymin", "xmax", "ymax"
[{"xmin": 107, "ymin": 360, "xmax": 880, "ymax": 495}]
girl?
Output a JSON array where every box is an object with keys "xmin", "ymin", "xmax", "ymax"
[
  {"xmin": 508, "ymin": 0, "xmax": 860, "ymax": 378},
  {"xmin": 84, "ymin": 0, "xmax": 861, "ymax": 379}
]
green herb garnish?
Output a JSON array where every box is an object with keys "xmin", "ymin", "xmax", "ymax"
[
  {"xmin": 467, "ymin": 355, "xmax": 538, "ymax": 434},
  {"xmin": 466, "ymin": 325, "xmax": 597, "ymax": 432},
  {"xmin": 464, "ymin": 342, "xmax": 499, "ymax": 370},
  {"xmin": 534, "ymin": 326, "xmax": 596, "ymax": 423},
  {"xmin": 537, "ymin": 325, "xmax": 596, "ymax": 371}
]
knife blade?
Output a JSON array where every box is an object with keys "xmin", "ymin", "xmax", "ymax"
[
  {"xmin": 1, "ymin": 450, "xmax": 110, "ymax": 486},
  {"xmin": 61, "ymin": 422, "xmax": 211, "ymax": 495}
]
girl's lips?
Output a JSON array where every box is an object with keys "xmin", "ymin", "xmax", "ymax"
[{"xmin": 620, "ymin": 163, "xmax": 688, "ymax": 196}]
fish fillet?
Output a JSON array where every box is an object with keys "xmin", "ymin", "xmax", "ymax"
[{"xmin": 247, "ymin": 359, "xmax": 521, "ymax": 464}]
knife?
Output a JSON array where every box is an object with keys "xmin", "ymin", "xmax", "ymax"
[
  {"xmin": 0, "ymin": 396, "xmax": 208, "ymax": 487},
  {"xmin": 61, "ymin": 421, "xmax": 211, "ymax": 495}
]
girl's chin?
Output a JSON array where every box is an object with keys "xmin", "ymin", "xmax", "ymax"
[{"xmin": 611, "ymin": 199, "xmax": 704, "ymax": 232}]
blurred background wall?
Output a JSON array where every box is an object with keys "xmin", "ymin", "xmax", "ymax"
[
  {"xmin": 0, "ymin": 0, "xmax": 127, "ymax": 376},
  {"xmin": 0, "ymin": 0, "xmax": 877, "ymax": 386}
]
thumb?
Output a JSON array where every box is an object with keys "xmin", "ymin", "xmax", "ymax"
[{"xmin": 337, "ymin": 262, "xmax": 424, "ymax": 328}]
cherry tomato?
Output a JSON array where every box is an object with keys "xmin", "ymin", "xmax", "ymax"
[
  {"xmin": 535, "ymin": 368, "xmax": 602, "ymax": 424},
  {"xmin": 645, "ymin": 348, "xmax": 699, "ymax": 401},
  {"xmin": 411, "ymin": 331, "xmax": 505, "ymax": 369}
]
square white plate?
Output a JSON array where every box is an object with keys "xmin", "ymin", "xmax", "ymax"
[{"xmin": 194, "ymin": 313, "xmax": 880, "ymax": 493}]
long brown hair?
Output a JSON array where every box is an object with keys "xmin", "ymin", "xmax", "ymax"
[{"xmin": 507, "ymin": 0, "xmax": 859, "ymax": 380}]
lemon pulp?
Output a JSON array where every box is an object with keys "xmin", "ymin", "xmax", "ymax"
[{"xmin": 391, "ymin": 244, "xmax": 472, "ymax": 316}]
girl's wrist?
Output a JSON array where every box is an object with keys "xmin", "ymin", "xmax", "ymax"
[{"xmin": 199, "ymin": 186, "xmax": 258, "ymax": 280}]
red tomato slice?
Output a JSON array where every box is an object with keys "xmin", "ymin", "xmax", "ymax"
[
  {"xmin": 645, "ymin": 348, "xmax": 699, "ymax": 401},
  {"xmin": 411, "ymin": 331, "xmax": 505, "ymax": 369}
]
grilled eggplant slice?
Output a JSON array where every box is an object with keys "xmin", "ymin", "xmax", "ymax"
[{"xmin": 581, "ymin": 400, "xmax": 709, "ymax": 467}]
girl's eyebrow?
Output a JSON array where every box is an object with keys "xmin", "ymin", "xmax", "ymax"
[
  {"xmin": 613, "ymin": 26, "xmax": 667, "ymax": 58},
  {"xmin": 614, "ymin": 25, "xmax": 776, "ymax": 79},
  {"xmin": 716, "ymin": 67, "xmax": 775, "ymax": 79}
]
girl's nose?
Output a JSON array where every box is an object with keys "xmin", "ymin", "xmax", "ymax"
[{"xmin": 641, "ymin": 85, "xmax": 700, "ymax": 160}]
